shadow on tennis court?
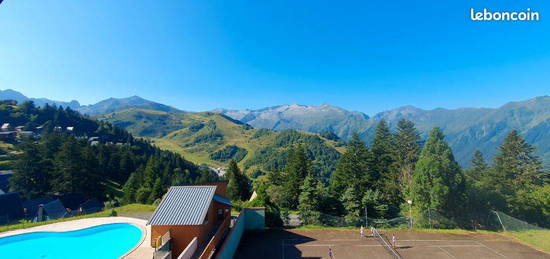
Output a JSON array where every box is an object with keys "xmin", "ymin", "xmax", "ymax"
[{"xmin": 235, "ymin": 229, "xmax": 320, "ymax": 259}]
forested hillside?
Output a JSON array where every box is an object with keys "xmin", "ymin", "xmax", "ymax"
[
  {"xmin": 241, "ymin": 119, "xmax": 550, "ymax": 229},
  {"xmin": 0, "ymin": 102, "xmax": 217, "ymax": 203},
  {"xmin": 100, "ymin": 109, "xmax": 343, "ymax": 180}
]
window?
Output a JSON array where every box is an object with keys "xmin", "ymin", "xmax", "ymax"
[{"xmin": 217, "ymin": 208, "xmax": 224, "ymax": 220}]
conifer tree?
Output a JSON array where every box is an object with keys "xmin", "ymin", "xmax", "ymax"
[
  {"xmin": 282, "ymin": 145, "xmax": 311, "ymax": 209},
  {"xmin": 486, "ymin": 130, "xmax": 546, "ymax": 215},
  {"xmin": 341, "ymin": 183, "xmax": 363, "ymax": 225},
  {"xmin": 10, "ymin": 140, "xmax": 50, "ymax": 198},
  {"xmin": 149, "ymin": 178, "xmax": 164, "ymax": 203},
  {"xmin": 135, "ymin": 187, "xmax": 152, "ymax": 204},
  {"xmin": 371, "ymin": 120, "xmax": 395, "ymax": 183},
  {"xmin": 226, "ymin": 160, "xmax": 251, "ymax": 201},
  {"xmin": 411, "ymin": 127, "xmax": 464, "ymax": 217},
  {"xmin": 371, "ymin": 120, "xmax": 401, "ymax": 216},
  {"xmin": 122, "ymin": 173, "xmax": 139, "ymax": 203},
  {"xmin": 466, "ymin": 150, "xmax": 487, "ymax": 181},
  {"xmin": 394, "ymin": 119, "xmax": 421, "ymax": 197},
  {"xmin": 51, "ymin": 137, "xmax": 83, "ymax": 194},
  {"xmin": 491, "ymin": 130, "xmax": 545, "ymax": 190},
  {"xmin": 298, "ymin": 172, "xmax": 323, "ymax": 224},
  {"xmin": 329, "ymin": 133, "xmax": 371, "ymax": 197},
  {"xmin": 362, "ymin": 189, "xmax": 389, "ymax": 219}
]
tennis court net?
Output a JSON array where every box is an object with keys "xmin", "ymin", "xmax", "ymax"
[{"xmin": 372, "ymin": 227, "xmax": 403, "ymax": 259}]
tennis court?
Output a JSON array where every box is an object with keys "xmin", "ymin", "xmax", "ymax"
[{"xmin": 235, "ymin": 228, "xmax": 550, "ymax": 258}]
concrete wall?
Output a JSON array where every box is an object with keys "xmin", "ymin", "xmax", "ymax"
[
  {"xmin": 244, "ymin": 208, "xmax": 265, "ymax": 231},
  {"xmin": 216, "ymin": 207, "xmax": 265, "ymax": 259}
]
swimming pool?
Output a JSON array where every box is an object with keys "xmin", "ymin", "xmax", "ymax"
[{"xmin": 0, "ymin": 223, "xmax": 142, "ymax": 259}]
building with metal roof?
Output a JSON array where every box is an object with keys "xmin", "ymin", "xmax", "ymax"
[
  {"xmin": 147, "ymin": 182, "xmax": 232, "ymax": 259},
  {"xmin": 148, "ymin": 186, "xmax": 217, "ymax": 226}
]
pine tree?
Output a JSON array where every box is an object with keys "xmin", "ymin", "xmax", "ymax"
[
  {"xmin": 226, "ymin": 160, "xmax": 251, "ymax": 201},
  {"xmin": 298, "ymin": 172, "xmax": 323, "ymax": 224},
  {"xmin": 329, "ymin": 133, "xmax": 371, "ymax": 197},
  {"xmin": 282, "ymin": 145, "xmax": 311, "ymax": 209},
  {"xmin": 79, "ymin": 146, "xmax": 104, "ymax": 199},
  {"xmin": 51, "ymin": 137, "xmax": 83, "ymax": 194},
  {"xmin": 362, "ymin": 189, "xmax": 389, "ymax": 219},
  {"xmin": 149, "ymin": 178, "xmax": 164, "ymax": 203},
  {"xmin": 411, "ymin": 127, "xmax": 464, "ymax": 217},
  {"xmin": 10, "ymin": 140, "xmax": 50, "ymax": 198},
  {"xmin": 487, "ymin": 130, "xmax": 546, "ymax": 215},
  {"xmin": 371, "ymin": 120, "xmax": 401, "ymax": 216},
  {"xmin": 341, "ymin": 184, "xmax": 363, "ymax": 226},
  {"xmin": 394, "ymin": 119, "xmax": 421, "ymax": 198},
  {"xmin": 122, "ymin": 173, "xmax": 139, "ymax": 203},
  {"xmin": 492, "ymin": 130, "xmax": 545, "ymax": 189},
  {"xmin": 136, "ymin": 187, "xmax": 152, "ymax": 204},
  {"xmin": 466, "ymin": 150, "xmax": 487, "ymax": 181}
]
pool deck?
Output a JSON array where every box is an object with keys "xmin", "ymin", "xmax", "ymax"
[{"xmin": 0, "ymin": 216, "xmax": 154, "ymax": 259}]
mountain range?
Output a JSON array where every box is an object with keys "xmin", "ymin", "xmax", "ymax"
[
  {"xmin": 0, "ymin": 89, "xmax": 182, "ymax": 115},
  {"xmin": 2, "ymin": 88, "xmax": 550, "ymax": 167},
  {"xmin": 219, "ymin": 99, "xmax": 550, "ymax": 167}
]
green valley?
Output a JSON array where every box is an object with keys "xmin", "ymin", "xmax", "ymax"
[{"xmin": 100, "ymin": 109, "xmax": 343, "ymax": 179}]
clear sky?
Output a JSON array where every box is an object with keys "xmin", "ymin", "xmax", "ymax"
[{"xmin": 1, "ymin": 0, "xmax": 549, "ymax": 115}]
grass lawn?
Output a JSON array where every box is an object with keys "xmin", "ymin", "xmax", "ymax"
[
  {"xmin": 504, "ymin": 230, "xmax": 550, "ymax": 254},
  {"xmin": 0, "ymin": 204, "xmax": 156, "ymax": 233}
]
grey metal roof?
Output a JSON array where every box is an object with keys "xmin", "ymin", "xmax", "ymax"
[{"xmin": 147, "ymin": 186, "xmax": 216, "ymax": 226}]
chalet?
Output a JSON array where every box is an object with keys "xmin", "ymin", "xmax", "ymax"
[
  {"xmin": 88, "ymin": 136, "xmax": 100, "ymax": 142},
  {"xmin": 22, "ymin": 197, "xmax": 55, "ymax": 219},
  {"xmin": 1, "ymin": 123, "xmax": 11, "ymax": 131},
  {"xmin": 147, "ymin": 182, "xmax": 232, "ymax": 259},
  {"xmin": 35, "ymin": 199, "xmax": 73, "ymax": 222}
]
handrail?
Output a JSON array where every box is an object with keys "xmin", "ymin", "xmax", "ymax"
[
  {"xmin": 199, "ymin": 215, "xmax": 231, "ymax": 259},
  {"xmin": 177, "ymin": 237, "xmax": 198, "ymax": 259}
]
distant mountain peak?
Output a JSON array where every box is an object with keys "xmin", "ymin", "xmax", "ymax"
[
  {"xmin": 0, "ymin": 89, "xmax": 80, "ymax": 108},
  {"xmin": 76, "ymin": 96, "xmax": 182, "ymax": 115}
]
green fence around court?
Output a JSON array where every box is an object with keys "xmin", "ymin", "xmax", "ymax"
[{"xmin": 216, "ymin": 208, "xmax": 265, "ymax": 259}]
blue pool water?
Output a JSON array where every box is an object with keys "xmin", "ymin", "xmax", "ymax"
[{"xmin": 0, "ymin": 223, "xmax": 142, "ymax": 259}]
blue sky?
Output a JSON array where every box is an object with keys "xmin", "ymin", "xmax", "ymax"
[{"xmin": 0, "ymin": 0, "xmax": 549, "ymax": 115}]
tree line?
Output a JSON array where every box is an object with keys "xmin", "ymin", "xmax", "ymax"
[{"xmin": 227, "ymin": 119, "xmax": 550, "ymax": 228}]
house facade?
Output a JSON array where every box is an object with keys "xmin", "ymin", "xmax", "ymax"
[{"xmin": 147, "ymin": 182, "xmax": 232, "ymax": 258}]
